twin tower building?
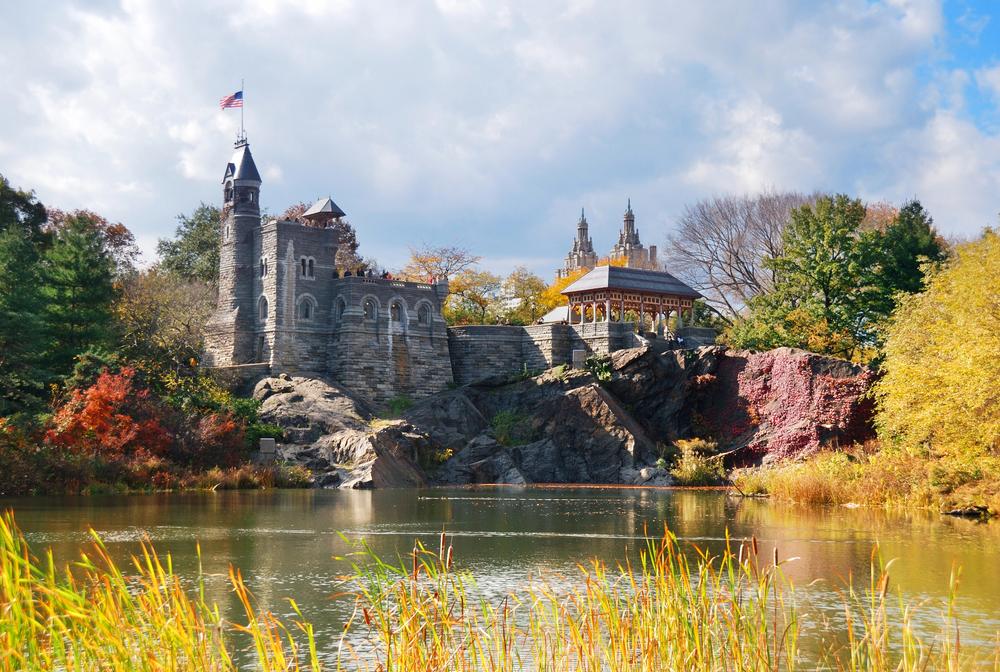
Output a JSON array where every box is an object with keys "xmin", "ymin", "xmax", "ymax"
[
  {"xmin": 556, "ymin": 201, "xmax": 659, "ymax": 279},
  {"xmin": 203, "ymin": 138, "xmax": 683, "ymax": 404}
]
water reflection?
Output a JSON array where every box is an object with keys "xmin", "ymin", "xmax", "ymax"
[{"xmin": 5, "ymin": 487, "xmax": 999, "ymax": 661}]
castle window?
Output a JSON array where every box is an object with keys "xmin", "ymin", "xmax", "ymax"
[
  {"xmin": 418, "ymin": 304, "xmax": 431, "ymax": 325},
  {"xmin": 300, "ymin": 256, "xmax": 316, "ymax": 278},
  {"xmin": 301, "ymin": 258, "xmax": 307, "ymax": 277},
  {"xmin": 299, "ymin": 298, "xmax": 314, "ymax": 320},
  {"xmin": 335, "ymin": 298, "xmax": 346, "ymax": 321},
  {"xmin": 390, "ymin": 302, "xmax": 402, "ymax": 322},
  {"xmin": 364, "ymin": 299, "xmax": 377, "ymax": 320},
  {"xmin": 258, "ymin": 296, "xmax": 269, "ymax": 321},
  {"xmin": 308, "ymin": 258, "xmax": 315, "ymax": 277},
  {"xmin": 260, "ymin": 257, "xmax": 268, "ymax": 278}
]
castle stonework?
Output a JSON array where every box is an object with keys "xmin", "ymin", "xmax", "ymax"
[
  {"xmin": 203, "ymin": 139, "xmax": 453, "ymax": 403},
  {"xmin": 204, "ymin": 140, "xmax": 712, "ymax": 405}
]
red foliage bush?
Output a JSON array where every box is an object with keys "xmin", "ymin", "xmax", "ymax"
[
  {"xmin": 188, "ymin": 412, "xmax": 247, "ymax": 468},
  {"xmin": 45, "ymin": 368, "xmax": 172, "ymax": 461}
]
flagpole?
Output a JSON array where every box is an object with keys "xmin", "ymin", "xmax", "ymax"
[{"xmin": 241, "ymin": 78, "xmax": 245, "ymax": 140}]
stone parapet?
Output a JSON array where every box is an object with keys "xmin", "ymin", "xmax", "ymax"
[{"xmin": 448, "ymin": 321, "xmax": 641, "ymax": 385}]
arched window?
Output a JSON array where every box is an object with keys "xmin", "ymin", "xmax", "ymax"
[
  {"xmin": 364, "ymin": 299, "xmax": 377, "ymax": 320},
  {"xmin": 390, "ymin": 302, "xmax": 402, "ymax": 322},
  {"xmin": 299, "ymin": 299, "xmax": 313, "ymax": 320},
  {"xmin": 300, "ymin": 258, "xmax": 307, "ymax": 277},
  {"xmin": 258, "ymin": 296, "xmax": 269, "ymax": 321},
  {"xmin": 307, "ymin": 258, "xmax": 315, "ymax": 277},
  {"xmin": 418, "ymin": 304, "xmax": 431, "ymax": 325},
  {"xmin": 224, "ymin": 182, "xmax": 233, "ymax": 202},
  {"xmin": 260, "ymin": 257, "xmax": 268, "ymax": 278}
]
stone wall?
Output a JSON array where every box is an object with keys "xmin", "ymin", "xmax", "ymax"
[
  {"xmin": 448, "ymin": 322, "xmax": 640, "ymax": 384},
  {"xmin": 327, "ymin": 276, "xmax": 453, "ymax": 404}
]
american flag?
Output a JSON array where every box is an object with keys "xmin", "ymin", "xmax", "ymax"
[{"xmin": 219, "ymin": 90, "xmax": 243, "ymax": 109}]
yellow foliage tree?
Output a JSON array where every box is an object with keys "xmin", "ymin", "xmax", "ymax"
[
  {"xmin": 540, "ymin": 258, "xmax": 628, "ymax": 315},
  {"xmin": 875, "ymin": 230, "xmax": 1000, "ymax": 457}
]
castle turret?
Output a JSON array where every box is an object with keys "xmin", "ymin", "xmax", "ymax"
[{"xmin": 205, "ymin": 138, "xmax": 263, "ymax": 365}]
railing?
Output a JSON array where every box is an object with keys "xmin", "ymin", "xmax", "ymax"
[{"xmin": 346, "ymin": 277, "xmax": 434, "ymax": 290}]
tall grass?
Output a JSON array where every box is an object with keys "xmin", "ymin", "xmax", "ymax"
[
  {"xmin": 1, "ymin": 511, "xmax": 996, "ymax": 670},
  {"xmin": 339, "ymin": 531, "xmax": 996, "ymax": 671},
  {"xmin": 0, "ymin": 510, "xmax": 319, "ymax": 671},
  {"xmin": 731, "ymin": 449, "xmax": 1000, "ymax": 514}
]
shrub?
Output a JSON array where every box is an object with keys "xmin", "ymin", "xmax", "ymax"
[
  {"xmin": 584, "ymin": 354, "xmax": 613, "ymax": 382},
  {"xmin": 45, "ymin": 367, "xmax": 172, "ymax": 461},
  {"xmin": 491, "ymin": 410, "xmax": 533, "ymax": 447},
  {"xmin": 670, "ymin": 438, "xmax": 724, "ymax": 486}
]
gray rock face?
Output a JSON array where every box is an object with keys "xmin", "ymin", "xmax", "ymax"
[
  {"xmin": 248, "ymin": 345, "xmax": 874, "ymax": 488},
  {"xmin": 253, "ymin": 376, "xmax": 425, "ymax": 488}
]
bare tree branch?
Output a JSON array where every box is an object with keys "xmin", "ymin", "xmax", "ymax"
[{"xmin": 664, "ymin": 190, "xmax": 820, "ymax": 321}]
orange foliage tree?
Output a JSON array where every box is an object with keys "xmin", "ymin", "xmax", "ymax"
[{"xmin": 46, "ymin": 368, "xmax": 171, "ymax": 461}]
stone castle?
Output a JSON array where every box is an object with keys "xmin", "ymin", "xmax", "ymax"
[
  {"xmin": 204, "ymin": 138, "xmax": 709, "ymax": 404},
  {"xmin": 556, "ymin": 200, "xmax": 658, "ymax": 279}
]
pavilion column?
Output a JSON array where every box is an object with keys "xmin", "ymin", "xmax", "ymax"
[
  {"xmin": 569, "ymin": 301, "xmax": 576, "ymax": 324},
  {"xmin": 677, "ymin": 307, "xmax": 684, "ymax": 329},
  {"xmin": 605, "ymin": 299, "xmax": 611, "ymax": 323},
  {"xmin": 620, "ymin": 298, "xmax": 625, "ymax": 322},
  {"xmin": 592, "ymin": 302, "xmax": 598, "ymax": 324},
  {"xmin": 639, "ymin": 300, "xmax": 644, "ymax": 331}
]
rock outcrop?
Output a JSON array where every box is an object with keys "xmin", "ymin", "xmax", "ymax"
[
  {"xmin": 606, "ymin": 346, "xmax": 876, "ymax": 463},
  {"xmin": 253, "ymin": 375, "xmax": 426, "ymax": 489},
  {"xmin": 253, "ymin": 346, "xmax": 876, "ymax": 488}
]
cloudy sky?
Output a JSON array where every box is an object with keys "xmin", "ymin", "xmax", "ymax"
[{"xmin": 2, "ymin": 0, "xmax": 999, "ymax": 276}]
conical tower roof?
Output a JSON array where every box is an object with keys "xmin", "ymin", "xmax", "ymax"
[{"xmin": 223, "ymin": 140, "xmax": 262, "ymax": 183}]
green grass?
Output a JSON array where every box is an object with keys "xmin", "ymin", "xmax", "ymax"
[
  {"xmin": 381, "ymin": 394, "xmax": 414, "ymax": 418},
  {"xmin": 1, "ymin": 512, "xmax": 996, "ymax": 670},
  {"xmin": 490, "ymin": 410, "xmax": 534, "ymax": 446}
]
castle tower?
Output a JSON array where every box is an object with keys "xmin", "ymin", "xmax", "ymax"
[
  {"xmin": 611, "ymin": 199, "xmax": 657, "ymax": 270},
  {"xmin": 204, "ymin": 138, "xmax": 263, "ymax": 366},
  {"xmin": 557, "ymin": 208, "xmax": 599, "ymax": 278}
]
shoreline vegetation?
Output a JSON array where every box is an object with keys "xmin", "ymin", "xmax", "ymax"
[
  {"xmin": 731, "ymin": 451, "xmax": 1000, "ymax": 519},
  {"xmin": 1, "ymin": 512, "xmax": 996, "ymax": 671}
]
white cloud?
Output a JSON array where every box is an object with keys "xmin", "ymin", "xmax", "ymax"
[
  {"xmin": 975, "ymin": 64, "xmax": 1000, "ymax": 105},
  {"xmin": 0, "ymin": 0, "xmax": 997, "ymax": 278}
]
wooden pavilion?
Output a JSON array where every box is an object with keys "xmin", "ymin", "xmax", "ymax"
[{"xmin": 560, "ymin": 265, "xmax": 701, "ymax": 330}]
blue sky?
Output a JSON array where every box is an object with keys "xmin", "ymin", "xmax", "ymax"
[{"xmin": 2, "ymin": 0, "xmax": 999, "ymax": 277}]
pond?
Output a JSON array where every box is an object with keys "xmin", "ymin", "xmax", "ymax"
[{"xmin": 5, "ymin": 487, "xmax": 1000, "ymax": 666}]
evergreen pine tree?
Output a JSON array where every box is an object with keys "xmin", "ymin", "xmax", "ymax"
[
  {"xmin": 40, "ymin": 214, "xmax": 116, "ymax": 379},
  {"xmin": 0, "ymin": 227, "xmax": 46, "ymax": 414}
]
